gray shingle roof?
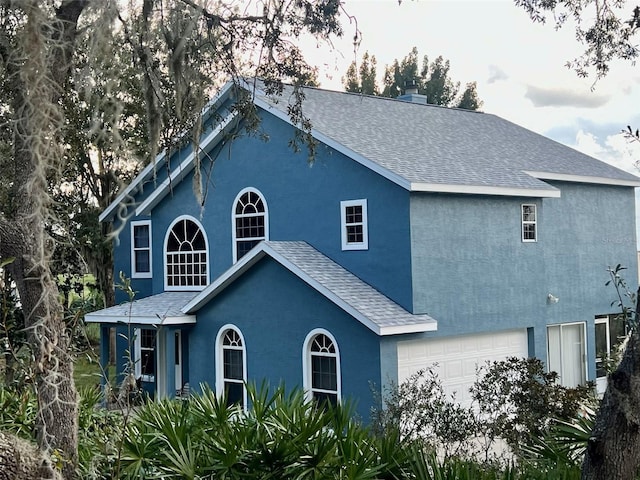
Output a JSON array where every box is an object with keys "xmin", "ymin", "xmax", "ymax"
[
  {"xmin": 85, "ymin": 291, "xmax": 198, "ymax": 325},
  {"xmin": 184, "ymin": 241, "xmax": 437, "ymax": 335},
  {"xmin": 252, "ymin": 83, "xmax": 640, "ymax": 193}
]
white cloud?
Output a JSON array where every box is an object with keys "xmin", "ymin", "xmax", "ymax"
[
  {"xmin": 568, "ymin": 129, "xmax": 640, "ymax": 174},
  {"xmin": 525, "ymin": 85, "xmax": 611, "ymax": 108},
  {"xmin": 487, "ymin": 65, "xmax": 508, "ymax": 84}
]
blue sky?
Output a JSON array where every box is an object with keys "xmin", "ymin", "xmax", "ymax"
[{"xmin": 300, "ymin": 0, "xmax": 640, "ymax": 176}]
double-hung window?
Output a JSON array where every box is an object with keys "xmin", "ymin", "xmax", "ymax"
[
  {"xmin": 216, "ymin": 326, "xmax": 247, "ymax": 408},
  {"xmin": 131, "ymin": 220, "xmax": 152, "ymax": 278},
  {"xmin": 233, "ymin": 188, "xmax": 268, "ymax": 262},
  {"xmin": 303, "ymin": 329, "xmax": 341, "ymax": 408},
  {"xmin": 521, "ymin": 204, "xmax": 537, "ymax": 242},
  {"xmin": 340, "ymin": 199, "xmax": 368, "ymax": 250}
]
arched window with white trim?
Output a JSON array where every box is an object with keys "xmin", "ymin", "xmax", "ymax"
[
  {"xmin": 303, "ymin": 329, "xmax": 341, "ymax": 407},
  {"xmin": 216, "ymin": 325, "xmax": 247, "ymax": 408},
  {"xmin": 232, "ymin": 188, "xmax": 268, "ymax": 262},
  {"xmin": 164, "ymin": 216, "xmax": 209, "ymax": 290}
]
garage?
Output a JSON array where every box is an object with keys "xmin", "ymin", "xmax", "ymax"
[{"xmin": 397, "ymin": 329, "xmax": 529, "ymax": 407}]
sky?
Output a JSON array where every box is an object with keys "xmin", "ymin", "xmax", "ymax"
[{"xmin": 298, "ymin": 0, "xmax": 640, "ymax": 176}]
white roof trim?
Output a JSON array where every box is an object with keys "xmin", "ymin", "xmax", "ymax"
[
  {"xmin": 99, "ymin": 81, "xmax": 236, "ymax": 223},
  {"xmin": 380, "ymin": 323, "xmax": 438, "ymax": 335},
  {"xmin": 135, "ymin": 111, "xmax": 239, "ymax": 216},
  {"xmin": 409, "ymin": 182, "xmax": 561, "ymax": 197},
  {"xmin": 183, "ymin": 242, "xmax": 436, "ymax": 336},
  {"xmin": 524, "ymin": 170, "xmax": 640, "ymax": 187},
  {"xmin": 99, "ymin": 150, "xmax": 167, "ymax": 223},
  {"xmin": 84, "ymin": 313, "xmax": 196, "ymax": 325}
]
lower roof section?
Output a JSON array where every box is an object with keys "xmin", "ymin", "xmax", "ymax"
[{"xmin": 84, "ymin": 291, "xmax": 198, "ymax": 326}]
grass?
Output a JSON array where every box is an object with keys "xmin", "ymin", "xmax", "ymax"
[{"xmin": 73, "ymin": 348, "xmax": 103, "ymax": 391}]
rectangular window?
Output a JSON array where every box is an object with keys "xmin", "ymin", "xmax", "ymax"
[
  {"xmin": 521, "ymin": 204, "xmax": 537, "ymax": 242},
  {"xmin": 134, "ymin": 328, "xmax": 156, "ymax": 382},
  {"xmin": 340, "ymin": 199, "xmax": 368, "ymax": 250},
  {"xmin": 131, "ymin": 220, "xmax": 152, "ymax": 278},
  {"xmin": 547, "ymin": 323, "xmax": 586, "ymax": 387}
]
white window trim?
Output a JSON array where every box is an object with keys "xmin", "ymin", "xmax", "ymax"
[
  {"xmin": 521, "ymin": 204, "xmax": 537, "ymax": 243},
  {"xmin": 232, "ymin": 187, "xmax": 269, "ymax": 263},
  {"xmin": 340, "ymin": 199, "xmax": 368, "ymax": 251},
  {"xmin": 546, "ymin": 321, "xmax": 587, "ymax": 387},
  {"xmin": 594, "ymin": 316, "xmax": 611, "ymax": 380},
  {"xmin": 134, "ymin": 327, "xmax": 155, "ymax": 383},
  {"xmin": 131, "ymin": 220, "xmax": 152, "ymax": 279},
  {"xmin": 215, "ymin": 324, "xmax": 248, "ymax": 410},
  {"xmin": 163, "ymin": 215, "xmax": 210, "ymax": 291},
  {"xmin": 302, "ymin": 328, "xmax": 342, "ymax": 404}
]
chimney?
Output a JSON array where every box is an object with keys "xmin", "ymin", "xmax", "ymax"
[
  {"xmin": 404, "ymin": 79, "xmax": 419, "ymax": 95},
  {"xmin": 398, "ymin": 79, "xmax": 428, "ymax": 105}
]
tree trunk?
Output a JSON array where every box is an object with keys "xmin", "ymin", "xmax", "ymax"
[
  {"xmin": 582, "ymin": 289, "xmax": 640, "ymax": 479},
  {"xmin": 0, "ymin": 1, "xmax": 88, "ymax": 478}
]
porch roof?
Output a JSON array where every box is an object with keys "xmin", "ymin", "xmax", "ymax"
[{"xmin": 84, "ymin": 291, "xmax": 198, "ymax": 325}]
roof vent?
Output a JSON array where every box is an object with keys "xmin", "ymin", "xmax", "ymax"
[
  {"xmin": 404, "ymin": 79, "xmax": 419, "ymax": 95},
  {"xmin": 398, "ymin": 80, "xmax": 428, "ymax": 104}
]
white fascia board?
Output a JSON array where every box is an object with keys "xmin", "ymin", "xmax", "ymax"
[
  {"xmin": 84, "ymin": 314, "xmax": 196, "ymax": 325},
  {"xmin": 99, "ymin": 150, "xmax": 168, "ymax": 223},
  {"xmin": 379, "ymin": 321, "xmax": 438, "ymax": 336},
  {"xmin": 135, "ymin": 112, "xmax": 238, "ymax": 216},
  {"xmin": 251, "ymin": 96, "xmax": 412, "ymax": 191},
  {"xmin": 524, "ymin": 170, "xmax": 640, "ymax": 187},
  {"xmin": 99, "ymin": 83, "xmax": 235, "ymax": 223},
  {"xmin": 410, "ymin": 182, "xmax": 561, "ymax": 198}
]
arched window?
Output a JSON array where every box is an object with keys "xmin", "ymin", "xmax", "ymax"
[
  {"xmin": 164, "ymin": 216, "xmax": 209, "ymax": 290},
  {"xmin": 303, "ymin": 329, "xmax": 341, "ymax": 407},
  {"xmin": 216, "ymin": 325, "xmax": 247, "ymax": 408},
  {"xmin": 233, "ymin": 188, "xmax": 268, "ymax": 262}
]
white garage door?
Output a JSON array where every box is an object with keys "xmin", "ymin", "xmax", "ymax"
[{"xmin": 397, "ymin": 329, "xmax": 528, "ymax": 407}]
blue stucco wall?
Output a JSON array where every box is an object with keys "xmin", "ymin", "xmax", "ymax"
[
  {"xmin": 113, "ymin": 110, "xmax": 414, "ymax": 310},
  {"xmin": 187, "ymin": 256, "xmax": 382, "ymax": 421},
  {"xmin": 409, "ymin": 182, "xmax": 638, "ymax": 380}
]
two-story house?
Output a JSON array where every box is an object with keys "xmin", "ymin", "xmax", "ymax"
[{"xmin": 86, "ymin": 80, "xmax": 640, "ymax": 418}]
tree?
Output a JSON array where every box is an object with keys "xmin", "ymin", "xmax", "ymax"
[
  {"xmin": 343, "ymin": 51, "xmax": 378, "ymax": 95},
  {"xmin": 0, "ymin": 1, "xmax": 346, "ymax": 478},
  {"xmin": 345, "ymin": 47, "xmax": 482, "ymax": 110},
  {"xmin": 515, "ymin": 3, "xmax": 640, "ymax": 479}
]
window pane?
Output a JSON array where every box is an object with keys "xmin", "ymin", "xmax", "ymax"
[
  {"xmin": 225, "ymin": 382, "xmax": 244, "ymax": 407},
  {"xmin": 522, "ymin": 205, "xmax": 536, "ymax": 221},
  {"xmin": 595, "ymin": 322, "xmax": 608, "ymax": 378},
  {"xmin": 312, "ymin": 355, "xmax": 337, "ymax": 391},
  {"xmin": 562, "ymin": 324, "xmax": 585, "ymax": 387},
  {"xmin": 523, "ymin": 224, "xmax": 536, "ymax": 240},
  {"xmin": 141, "ymin": 329, "xmax": 155, "ymax": 348},
  {"xmin": 140, "ymin": 350, "xmax": 155, "ymax": 377},
  {"xmin": 313, "ymin": 391, "xmax": 338, "ymax": 409},
  {"xmin": 135, "ymin": 250, "xmax": 150, "ymax": 273},
  {"xmin": 224, "ymin": 349, "xmax": 243, "ymax": 380},
  {"xmin": 347, "ymin": 225, "xmax": 363, "ymax": 243},
  {"xmin": 134, "ymin": 225, "xmax": 150, "ymax": 248}
]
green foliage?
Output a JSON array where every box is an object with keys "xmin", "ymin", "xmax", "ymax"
[
  {"xmin": 371, "ymin": 366, "xmax": 477, "ymax": 459},
  {"xmin": 471, "ymin": 357, "xmax": 597, "ymax": 457},
  {"xmin": 343, "ymin": 47, "xmax": 482, "ymax": 110},
  {"xmin": 118, "ymin": 383, "xmax": 391, "ymax": 479},
  {"xmin": 0, "ymin": 387, "xmax": 37, "ymax": 439},
  {"xmin": 373, "ymin": 357, "xmax": 597, "ymax": 465},
  {"xmin": 76, "ymin": 386, "xmax": 124, "ymax": 480}
]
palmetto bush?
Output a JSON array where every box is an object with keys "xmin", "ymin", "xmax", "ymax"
[{"xmin": 118, "ymin": 383, "xmax": 408, "ymax": 480}]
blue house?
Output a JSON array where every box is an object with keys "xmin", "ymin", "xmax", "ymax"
[{"xmin": 86, "ymin": 80, "xmax": 640, "ymax": 418}]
